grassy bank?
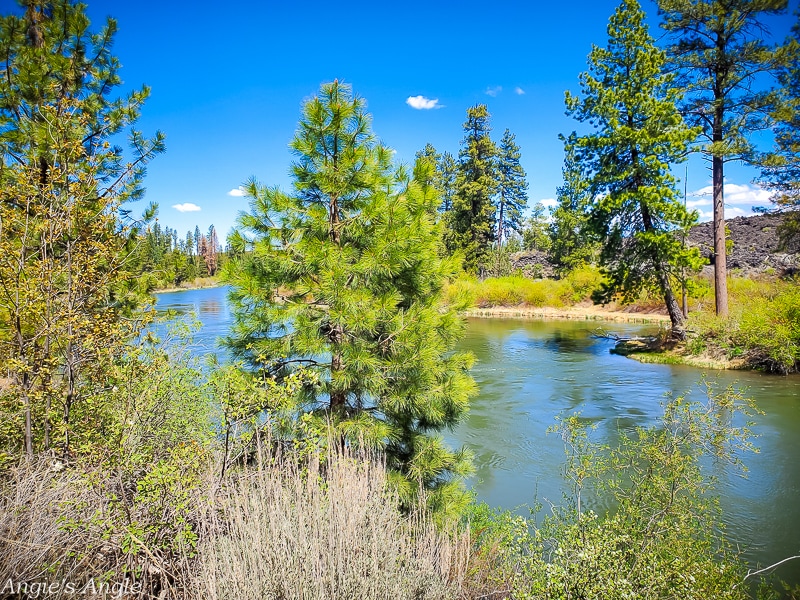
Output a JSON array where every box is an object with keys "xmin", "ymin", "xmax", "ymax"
[
  {"xmin": 444, "ymin": 267, "xmax": 606, "ymax": 310},
  {"xmin": 447, "ymin": 270, "xmax": 800, "ymax": 373},
  {"xmin": 682, "ymin": 276, "xmax": 800, "ymax": 374},
  {"xmin": 153, "ymin": 276, "xmax": 222, "ymax": 294}
]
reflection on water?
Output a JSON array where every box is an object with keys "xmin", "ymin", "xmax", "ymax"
[
  {"xmin": 200, "ymin": 299, "xmax": 222, "ymax": 315},
  {"xmin": 153, "ymin": 286, "xmax": 232, "ymax": 363},
  {"xmin": 155, "ymin": 289, "xmax": 800, "ymax": 582}
]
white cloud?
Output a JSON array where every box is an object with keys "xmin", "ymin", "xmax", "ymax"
[
  {"xmin": 687, "ymin": 182, "xmax": 773, "ymax": 220},
  {"xmin": 514, "ymin": 86, "xmax": 525, "ymax": 95},
  {"xmin": 227, "ymin": 187, "xmax": 246, "ymax": 197},
  {"xmin": 539, "ymin": 198, "xmax": 558, "ymax": 208},
  {"xmin": 172, "ymin": 203, "xmax": 201, "ymax": 213},
  {"xmin": 686, "ymin": 199, "xmax": 709, "ymax": 209},
  {"xmin": 406, "ymin": 95, "xmax": 441, "ymax": 110},
  {"xmin": 691, "ymin": 182, "xmax": 770, "ymax": 206},
  {"xmin": 485, "ymin": 86, "xmax": 502, "ymax": 97}
]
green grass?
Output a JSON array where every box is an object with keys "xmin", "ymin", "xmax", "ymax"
[
  {"xmin": 686, "ymin": 275, "xmax": 800, "ymax": 374},
  {"xmin": 444, "ymin": 266, "xmax": 605, "ymax": 309}
]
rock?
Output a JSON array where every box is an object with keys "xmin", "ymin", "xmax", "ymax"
[
  {"xmin": 687, "ymin": 212, "xmax": 800, "ymax": 276},
  {"xmin": 509, "ymin": 250, "xmax": 556, "ymax": 278}
]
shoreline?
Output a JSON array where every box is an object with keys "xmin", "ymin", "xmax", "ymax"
[
  {"xmin": 152, "ymin": 279, "xmax": 223, "ymax": 294},
  {"xmin": 463, "ymin": 305, "xmax": 752, "ymax": 371},
  {"xmin": 463, "ymin": 305, "xmax": 670, "ymax": 324}
]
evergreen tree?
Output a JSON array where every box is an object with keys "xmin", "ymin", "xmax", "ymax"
[
  {"xmin": 759, "ymin": 13, "xmax": 800, "ymax": 242},
  {"xmin": 549, "ymin": 136, "xmax": 598, "ymax": 271},
  {"xmin": 436, "ymin": 151, "xmax": 458, "ymax": 213},
  {"xmin": 495, "ymin": 129, "xmax": 529, "ymax": 245},
  {"xmin": 658, "ymin": 0, "xmax": 789, "ymax": 316},
  {"xmin": 521, "ymin": 202, "xmax": 552, "ymax": 252},
  {"xmin": 416, "ymin": 144, "xmax": 458, "ymax": 214},
  {"xmin": 0, "ymin": 0, "xmax": 164, "ymax": 457},
  {"xmin": 225, "ymin": 82, "xmax": 475, "ymax": 514},
  {"xmin": 415, "ymin": 143, "xmax": 439, "ymax": 187},
  {"xmin": 565, "ymin": 0, "xmax": 701, "ymax": 338},
  {"xmin": 448, "ymin": 105, "xmax": 497, "ymax": 273}
]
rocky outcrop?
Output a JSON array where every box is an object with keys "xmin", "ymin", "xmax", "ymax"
[
  {"xmin": 687, "ymin": 212, "xmax": 799, "ymax": 276},
  {"xmin": 509, "ymin": 250, "xmax": 556, "ymax": 278}
]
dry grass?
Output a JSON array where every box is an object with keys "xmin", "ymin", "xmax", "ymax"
[
  {"xmin": 195, "ymin": 450, "xmax": 469, "ymax": 600},
  {"xmin": 0, "ymin": 455, "xmax": 193, "ymax": 598},
  {"xmin": 0, "ymin": 447, "xmax": 477, "ymax": 600}
]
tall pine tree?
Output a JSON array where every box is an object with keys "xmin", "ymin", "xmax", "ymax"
[
  {"xmin": 658, "ymin": 0, "xmax": 789, "ymax": 316},
  {"xmin": 495, "ymin": 129, "xmax": 528, "ymax": 245},
  {"xmin": 225, "ymin": 82, "xmax": 475, "ymax": 515},
  {"xmin": 447, "ymin": 105, "xmax": 497, "ymax": 273},
  {"xmin": 436, "ymin": 151, "xmax": 458, "ymax": 213},
  {"xmin": 759, "ymin": 12, "xmax": 800, "ymax": 242},
  {"xmin": 566, "ymin": 0, "xmax": 701, "ymax": 339}
]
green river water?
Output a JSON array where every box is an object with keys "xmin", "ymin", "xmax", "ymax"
[{"xmin": 156, "ymin": 286, "xmax": 800, "ymax": 583}]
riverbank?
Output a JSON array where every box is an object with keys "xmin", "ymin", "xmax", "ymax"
[
  {"xmin": 462, "ymin": 304, "xmax": 756, "ymax": 370},
  {"xmin": 464, "ymin": 304, "xmax": 670, "ymax": 324},
  {"xmin": 625, "ymin": 350, "xmax": 747, "ymax": 370},
  {"xmin": 153, "ymin": 277, "xmax": 222, "ymax": 294}
]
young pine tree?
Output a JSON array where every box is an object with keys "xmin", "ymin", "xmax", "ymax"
[
  {"xmin": 447, "ymin": 104, "xmax": 497, "ymax": 273},
  {"xmin": 225, "ymin": 82, "xmax": 476, "ymax": 515},
  {"xmin": 495, "ymin": 129, "xmax": 529, "ymax": 246},
  {"xmin": 565, "ymin": 0, "xmax": 702, "ymax": 339},
  {"xmin": 436, "ymin": 151, "xmax": 458, "ymax": 213}
]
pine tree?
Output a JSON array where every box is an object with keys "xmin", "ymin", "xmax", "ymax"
[
  {"xmin": 436, "ymin": 151, "xmax": 458, "ymax": 213},
  {"xmin": 0, "ymin": 0, "xmax": 164, "ymax": 458},
  {"xmin": 522, "ymin": 203, "xmax": 552, "ymax": 252},
  {"xmin": 495, "ymin": 129, "xmax": 528, "ymax": 245},
  {"xmin": 658, "ymin": 0, "xmax": 789, "ymax": 316},
  {"xmin": 225, "ymin": 82, "xmax": 475, "ymax": 514},
  {"xmin": 447, "ymin": 105, "xmax": 497, "ymax": 273},
  {"xmin": 565, "ymin": 0, "xmax": 702, "ymax": 339},
  {"xmin": 759, "ymin": 13, "xmax": 800, "ymax": 242},
  {"xmin": 549, "ymin": 136, "xmax": 598, "ymax": 271}
]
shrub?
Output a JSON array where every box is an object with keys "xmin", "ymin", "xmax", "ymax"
[
  {"xmin": 470, "ymin": 383, "xmax": 761, "ymax": 599},
  {"xmin": 562, "ymin": 265, "xmax": 605, "ymax": 303},
  {"xmin": 687, "ymin": 276, "xmax": 800, "ymax": 373},
  {"xmin": 444, "ymin": 273, "xmax": 604, "ymax": 310}
]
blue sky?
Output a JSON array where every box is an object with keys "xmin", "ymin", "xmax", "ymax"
[{"xmin": 6, "ymin": 0, "xmax": 796, "ymax": 239}]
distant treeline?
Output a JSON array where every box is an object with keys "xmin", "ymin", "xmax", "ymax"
[{"xmin": 129, "ymin": 223, "xmax": 224, "ymax": 289}]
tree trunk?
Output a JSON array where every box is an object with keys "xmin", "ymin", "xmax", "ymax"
[
  {"xmin": 641, "ymin": 202, "xmax": 686, "ymax": 339},
  {"xmin": 328, "ymin": 188, "xmax": 345, "ymax": 411},
  {"xmin": 712, "ymin": 34, "xmax": 729, "ymax": 317},
  {"xmin": 23, "ymin": 377, "xmax": 33, "ymax": 460},
  {"xmin": 712, "ymin": 151, "xmax": 728, "ymax": 317},
  {"xmin": 659, "ymin": 270, "xmax": 686, "ymax": 340}
]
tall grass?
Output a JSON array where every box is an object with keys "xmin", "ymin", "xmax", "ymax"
[
  {"xmin": 686, "ymin": 275, "xmax": 800, "ymax": 373},
  {"xmin": 196, "ymin": 449, "xmax": 468, "ymax": 600},
  {"xmin": 445, "ymin": 266, "xmax": 605, "ymax": 309},
  {"xmin": 0, "ymin": 446, "xmax": 472, "ymax": 600}
]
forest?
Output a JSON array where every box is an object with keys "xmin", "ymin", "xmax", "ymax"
[{"xmin": 1, "ymin": 0, "xmax": 799, "ymax": 598}]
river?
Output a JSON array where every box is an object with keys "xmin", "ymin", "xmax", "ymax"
[{"xmin": 155, "ymin": 286, "xmax": 800, "ymax": 583}]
